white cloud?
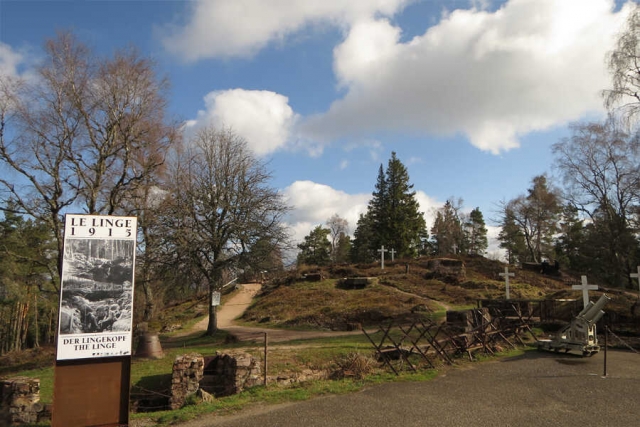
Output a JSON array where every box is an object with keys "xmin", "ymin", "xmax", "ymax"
[
  {"xmin": 300, "ymin": 0, "xmax": 633, "ymax": 154},
  {"xmin": 184, "ymin": 89, "xmax": 297, "ymax": 156},
  {"xmin": 283, "ymin": 180, "xmax": 370, "ymax": 243},
  {"xmin": 162, "ymin": 0, "xmax": 411, "ymax": 61},
  {"xmin": 0, "ymin": 42, "xmax": 24, "ymax": 78},
  {"xmin": 282, "ymin": 180, "xmax": 445, "ymax": 246}
]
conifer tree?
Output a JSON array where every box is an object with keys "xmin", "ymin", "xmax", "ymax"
[
  {"xmin": 465, "ymin": 207, "xmax": 488, "ymax": 255},
  {"xmin": 350, "ymin": 213, "xmax": 376, "ymax": 263},
  {"xmin": 297, "ymin": 226, "xmax": 332, "ymax": 266},
  {"xmin": 352, "ymin": 152, "xmax": 427, "ymax": 260},
  {"xmin": 430, "ymin": 200, "xmax": 464, "ymax": 255}
]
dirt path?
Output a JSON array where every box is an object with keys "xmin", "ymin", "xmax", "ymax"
[{"xmin": 186, "ymin": 284, "xmax": 362, "ymax": 343}]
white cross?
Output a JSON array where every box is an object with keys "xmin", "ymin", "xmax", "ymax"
[
  {"xmin": 572, "ymin": 275, "xmax": 598, "ymax": 308},
  {"xmin": 389, "ymin": 248, "xmax": 396, "ymax": 262},
  {"xmin": 452, "ymin": 243, "xmax": 458, "ymax": 254},
  {"xmin": 629, "ymin": 266, "xmax": 640, "ymax": 298},
  {"xmin": 499, "ymin": 267, "xmax": 515, "ymax": 300},
  {"xmin": 378, "ymin": 245, "xmax": 388, "ymax": 270}
]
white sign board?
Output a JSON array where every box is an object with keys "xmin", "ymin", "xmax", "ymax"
[
  {"xmin": 56, "ymin": 214, "xmax": 137, "ymax": 361},
  {"xmin": 211, "ymin": 291, "xmax": 221, "ymax": 306}
]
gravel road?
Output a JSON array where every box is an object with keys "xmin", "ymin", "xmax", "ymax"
[{"xmin": 177, "ymin": 349, "xmax": 640, "ymax": 427}]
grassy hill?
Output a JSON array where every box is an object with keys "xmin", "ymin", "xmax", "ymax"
[{"xmin": 238, "ymin": 256, "xmax": 640, "ymax": 332}]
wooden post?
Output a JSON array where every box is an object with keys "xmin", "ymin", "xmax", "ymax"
[{"xmin": 264, "ymin": 332, "xmax": 268, "ymax": 386}]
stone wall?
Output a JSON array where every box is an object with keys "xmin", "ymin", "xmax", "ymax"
[
  {"xmin": 169, "ymin": 353, "xmax": 204, "ymax": 410},
  {"xmin": 0, "ymin": 377, "xmax": 50, "ymax": 425}
]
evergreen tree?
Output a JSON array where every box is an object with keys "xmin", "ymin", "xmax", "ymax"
[
  {"xmin": 384, "ymin": 152, "xmax": 427, "ymax": 257},
  {"xmin": 498, "ymin": 209, "xmax": 527, "ymax": 264},
  {"xmin": 368, "ymin": 164, "xmax": 389, "ymax": 250},
  {"xmin": 297, "ymin": 226, "xmax": 332, "ymax": 266},
  {"xmin": 352, "ymin": 152, "xmax": 427, "ymax": 260},
  {"xmin": 334, "ymin": 233, "xmax": 352, "ymax": 264},
  {"xmin": 430, "ymin": 200, "xmax": 464, "ymax": 255},
  {"xmin": 465, "ymin": 207, "xmax": 488, "ymax": 255},
  {"xmin": 499, "ymin": 175, "xmax": 561, "ymax": 263},
  {"xmin": 351, "ymin": 213, "xmax": 376, "ymax": 263}
]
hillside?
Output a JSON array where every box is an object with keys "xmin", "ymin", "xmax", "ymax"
[{"xmin": 240, "ymin": 256, "xmax": 640, "ymax": 332}]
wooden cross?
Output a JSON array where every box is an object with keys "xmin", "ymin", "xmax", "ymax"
[
  {"xmin": 572, "ymin": 275, "xmax": 598, "ymax": 308},
  {"xmin": 378, "ymin": 245, "xmax": 388, "ymax": 270},
  {"xmin": 629, "ymin": 266, "xmax": 640, "ymax": 298},
  {"xmin": 499, "ymin": 266, "xmax": 515, "ymax": 300},
  {"xmin": 389, "ymin": 248, "xmax": 396, "ymax": 262}
]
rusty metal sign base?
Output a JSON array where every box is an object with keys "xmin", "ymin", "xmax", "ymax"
[{"xmin": 52, "ymin": 356, "xmax": 131, "ymax": 427}]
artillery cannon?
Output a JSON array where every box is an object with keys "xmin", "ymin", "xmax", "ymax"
[{"xmin": 537, "ymin": 294, "xmax": 610, "ymax": 357}]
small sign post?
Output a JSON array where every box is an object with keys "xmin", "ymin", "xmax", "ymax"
[
  {"xmin": 572, "ymin": 275, "xmax": 598, "ymax": 308},
  {"xmin": 211, "ymin": 291, "xmax": 221, "ymax": 306},
  {"xmin": 499, "ymin": 267, "xmax": 515, "ymax": 300}
]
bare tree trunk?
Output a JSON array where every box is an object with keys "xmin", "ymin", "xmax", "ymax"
[{"xmin": 33, "ymin": 293, "xmax": 39, "ymax": 348}]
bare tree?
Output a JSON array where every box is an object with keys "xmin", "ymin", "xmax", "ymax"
[
  {"xmin": 553, "ymin": 121, "xmax": 640, "ymax": 285},
  {"xmin": 326, "ymin": 214, "xmax": 348, "ymax": 263},
  {"xmin": 497, "ymin": 176, "xmax": 560, "ymax": 263},
  {"xmin": 604, "ymin": 3, "xmax": 640, "ymax": 126},
  {"xmin": 161, "ymin": 127, "xmax": 290, "ymax": 335},
  {"xmin": 0, "ymin": 32, "xmax": 177, "ymax": 287}
]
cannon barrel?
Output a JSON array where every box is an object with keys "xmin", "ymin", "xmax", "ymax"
[{"xmin": 582, "ymin": 294, "xmax": 610, "ymax": 322}]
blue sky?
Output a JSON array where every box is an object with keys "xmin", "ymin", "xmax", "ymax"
[{"xmin": 0, "ymin": 0, "xmax": 634, "ymax": 257}]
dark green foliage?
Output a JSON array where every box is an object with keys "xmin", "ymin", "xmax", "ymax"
[
  {"xmin": 0, "ymin": 205, "xmax": 58, "ymax": 354},
  {"xmin": 297, "ymin": 226, "xmax": 332, "ymax": 266},
  {"xmin": 430, "ymin": 199, "xmax": 463, "ymax": 256},
  {"xmin": 498, "ymin": 175, "xmax": 561, "ymax": 264},
  {"xmin": 466, "ymin": 207, "xmax": 488, "ymax": 255},
  {"xmin": 352, "ymin": 152, "xmax": 427, "ymax": 261},
  {"xmin": 350, "ymin": 213, "xmax": 376, "ymax": 263}
]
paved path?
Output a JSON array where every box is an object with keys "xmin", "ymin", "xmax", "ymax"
[{"xmin": 177, "ymin": 349, "xmax": 640, "ymax": 427}]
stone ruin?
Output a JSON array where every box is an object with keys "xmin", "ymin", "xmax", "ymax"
[
  {"xmin": 446, "ymin": 307, "xmax": 491, "ymax": 334},
  {"xmin": 200, "ymin": 352, "xmax": 262, "ymax": 397},
  {"xmin": 169, "ymin": 353, "xmax": 205, "ymax": 410},
  {"xmin": 169, "ymin": 351, "xmax": 262, "ymax": 409},
  {"xmin": 0, "ymin": 377, "xmax": 50, "ymax": 425},
  {"xmin": 426, "ymin": 258, "xmax": 466, "ymax": 282}
]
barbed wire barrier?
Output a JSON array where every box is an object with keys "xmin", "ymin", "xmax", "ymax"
[{"xmin": 362, "ymin": 305, "xmax": 539, "ymax": 374}]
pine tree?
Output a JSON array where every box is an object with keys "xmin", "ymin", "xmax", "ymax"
[
  {"xmin": 297, "ymin": 226, "xmax": 332, "ymax": 266},
  {"xmin": 465, "ymin": 207, "xmax": 488, "ymax": 255},
  {"xmin": 351, "ymin": 213, "xmax": 376, "ymax": 263},
  {"xmin": 430, "ymin": 200, "xmax": 463, "ymax": 255},
  {"xmin": 352, "ymin": 152, "xmax": 427, "ymax": 260},
  {"xmin": 384, "ymin": 153, "xmax": 427, "ymax": 257}
]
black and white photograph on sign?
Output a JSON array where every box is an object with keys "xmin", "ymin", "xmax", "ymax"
[{"xmin": 59, "ymin": 238, "xmax": 135, "ymax": 336}]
